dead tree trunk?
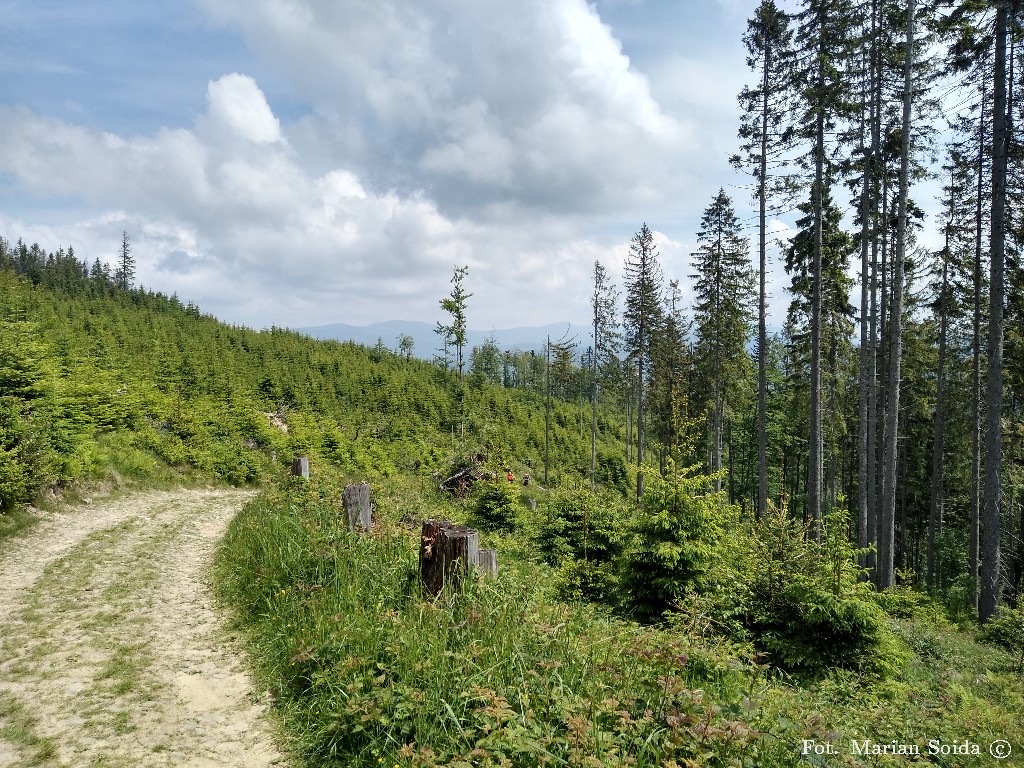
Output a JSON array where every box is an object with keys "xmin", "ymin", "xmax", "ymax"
[
  {"xmin": 291, "ymin": 456, "xmax": 309, "ymax": 479},
  {"xmin": 343, "ymin": 482, "xmax": 372, "ymax": 531},
  {"xmin": 419, "ymin": 520, "xmax": 481, "ymax": 597}
]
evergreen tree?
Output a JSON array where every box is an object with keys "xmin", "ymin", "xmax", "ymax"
[
  {"xmin": 691, "ymin": 190, "xmax": 755, "ymax": 495},
  {"xmin": 590, "ymin": 261, "xmax": 619, "ymax": 490},
  {"xmin": 733, "ymin": 0, "xmax": 795, "ymax": 519},
  {"xmin": 622, "ymin": 224, "xmax": 663, "ymax": 499},
  {"xmin": 785, "ymin": 186, "xmax": 855, "ymax": 519},
  {"xmin": 115, "ymin": 230, "xmax": 135, "ymax": 291},
  {"xmin": 436, "ymin": 265, "xmax": 471, "ymax": 441},
  {"xmin": 790, "ymin": 0, "xmax": 860, "ymax": 540}
]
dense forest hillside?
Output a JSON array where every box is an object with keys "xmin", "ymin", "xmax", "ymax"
[{"xmin": 0, "ymin": 238, "xmax": 626, "ymax": 527}]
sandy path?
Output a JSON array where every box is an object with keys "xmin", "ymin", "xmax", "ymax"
[{"xmin": 0, "ymin": 488, "xmax": 285, "ymax": 767}]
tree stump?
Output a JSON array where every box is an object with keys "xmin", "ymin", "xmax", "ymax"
[
  {"xmin": 343, "ymin": 482, "xmax": 372, "ymax": 531},
  {"xmin": 478, "ymin": 548, "xmax": 498, "ymax": 577},
  {"xmin": 528, "ymin": 498, "xmax": 537, "ymax": 511},
  {"xmin": 419, "ymin": 520, "xmax": 481, "ymax": 596},
  {"xmin": 291, "ymin": 456, "xmax": 310, "ymax": 479}
]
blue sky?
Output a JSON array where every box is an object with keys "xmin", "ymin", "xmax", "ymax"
[{"xmin": 0, "ymin": 0, "xmax": 893, "ymax": 331}]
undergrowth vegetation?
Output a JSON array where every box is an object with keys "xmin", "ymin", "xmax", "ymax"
[{"xmin": 216, "ymin": 472, "xmax": 1024, "ymax": 767}]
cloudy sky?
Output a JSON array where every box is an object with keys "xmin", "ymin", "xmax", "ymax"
[{"xmin": 1, "ymin": 1, "xmax": 832, "ymax": 331}]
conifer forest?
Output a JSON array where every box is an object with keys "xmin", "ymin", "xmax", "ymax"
[{"xmin": 2, "ymin": 1, "xmax": 1024, "ymax": 766}]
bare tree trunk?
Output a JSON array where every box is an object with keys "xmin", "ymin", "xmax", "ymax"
[
  {"xmin": 865, "ymin": 0, "xmax": 880, "ymax": 579},
  {"xmin": 981, "ymin": 2, "xmax": 1009, "ymax": 623},
  {"xmin": 757, "ymin": 30, "xmax": 771, "ymax": 522},
  {"xmin": 874, "ymin": 166, "xmax": 890, "ymax": 587},
  {"xmin": 972, "ymin": 78, "xmax": 987, "ymax": 612},
  {"xmin": 929, "ymin": 240, "xmax": 950, "ymax": 590},
  {"xmin": 858, "ymin": 85, "xmax": 873, "ymax": 567},
  {"xmin": 809, "ymin": 23, "xmax": 826, "ymax": 543},
  {"xmin": 879, "ymin": 0, "xmax": 915, "ymax": 591},
  {"xmin": 592, "ymin": 319, "xmax": 598, "ymax": 492}
]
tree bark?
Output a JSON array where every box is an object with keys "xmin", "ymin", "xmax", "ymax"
[
  {"xmin": 419, "ymin": 520, "xmax": 481, "ymax": 597},
  {"xmin": 808, "ymin": 9, "xmax": 826, "ymax": 543},
  {"xmin": 879, "ymin": 0, "xmax": 915, "ymax": 591},
  {"xmin": 972, "ymin": 79, "xmax": 986, "ymax": 612},
  {"xmin": 343, "ymin": 482, "xmax": 372, "ymax": 531},
  {"xmin": 981, "ymin": 2, "xmax": 1009, "ymax": 623},
  {"xmin": 928, "ymin": 243, "xmax": 949, "ymax": 589},
  {"xmin": 758, "ymin": 38, "xmax": 771, "ymax": 520}
]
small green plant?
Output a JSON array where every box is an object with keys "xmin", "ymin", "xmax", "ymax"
[
  {"xmin": 619, "ymin": 463, "xmax": 728, "ymax": 621},
  {"xmin": 472, "ymin": 480, "xmax": 519, "ymax": 532},
  {"xmin": 980, "ymin": 604, "xmax": 1024, "ymax": 669}
]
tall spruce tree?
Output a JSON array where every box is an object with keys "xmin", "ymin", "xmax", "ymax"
[
  {"xmin": 980, "ymin": 0, "xmax": 1012, "ymax": 622},
  {"xmin": 791, "ymin": 0, "xmax": 859, "ymax": 540},
  {"xmin": 623, "ymin": 223, "xmax": 663, "ymax": 500},
  {"xmin": 691, "ymin": 190, "xmax": 755, "ymax": 494},
  {"xmin": 734, "ymin": 0, "xmax": 795, "ymax": 519},
  {"xmin": 878, "ymin": 0, "xmax": 916, "ymax": 591},
  {"xmin": 115, "ymin": 231, "xmax": 135, "ymax": 291},
  {"xmin": 591, "ymin": 261, "xmax": 620, "ymax": 490}
]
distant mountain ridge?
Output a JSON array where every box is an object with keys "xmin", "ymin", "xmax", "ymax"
[{"xmin": 294, "ymin": 320, "xmax": 591, "ymax": 359}]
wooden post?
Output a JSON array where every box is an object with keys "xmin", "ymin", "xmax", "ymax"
[
  {"xmin": 291, "ymin": 456, "xmax": 309, "ymax": 479},
  {"xmin": 419, "ymin": 520, "xmax": 481, "ymax": 596},
  {"xmin": 343, "ymin": 482, "xmax": 372, "ymax": 531},
  {"xmin": 478, "ymin": 549, "xmax": 498, "ymax": 577}
]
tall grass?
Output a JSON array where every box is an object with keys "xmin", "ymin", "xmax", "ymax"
[
  {"xmin": 216, "ymin": 475, "xmax": 1024, "ymax": 767},
  {"xmin": 215, "ymin": 478, "xmax": 772, "ymax": 767}
]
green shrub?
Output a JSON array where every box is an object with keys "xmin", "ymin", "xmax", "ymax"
[
  {"xmin": 743, "ymin": 507, "xmax": 901, "ymax": 677},
  {"xmin": 980, "ymin": 605, "xmax": 1024, "ymax": 668},
  {"xmin": 472, "ymin": 480, "xmax": 519, "ymax": 531},
  {"xmin": 619, "ymin": 463, "xmax": 728, "ymax": 621},
  {"xmin": 0, "ymin": 398, "xmax": 55, "ymax": 511}
]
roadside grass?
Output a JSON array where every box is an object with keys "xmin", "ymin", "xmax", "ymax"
[
  {"xmin": 216, "ymin": 473, "xmax": 1024, "ymax": 768},
  {"xmin": 0, "ymin": 692, "xmax": 59, "ymax": 767}
]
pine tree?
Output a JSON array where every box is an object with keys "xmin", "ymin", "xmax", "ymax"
[
  {"xmin": 590, "ymin": 260, "xmax": 619, "ymax": 490},
  {"xmin": 734, "ymin": 0, "xmax": 796, "ymax": 520},
  {"xmin": 878, "ymin": 0, "xmax": 916, "ymax": 591},
  {"xmin": 790, "ymin": 0, "xmax": 860, "ymax": 540},
  {"xmin": 623, "ymin": 224, "xmax": 663, "ymax": 500},
  {"xmin": 691, "ymin": 190, "xmax": 755, "ymax": 495},
  {"xmin": 114, "ymin": 231, "xmax": 135, "ymax": 291},
  {"xmin": 436, "ymin": 265, "xmax": 471, "ymax": 442},
  {"xmin": 980, "ymin": 0, "xmax": 1012, "ymax": 622}
]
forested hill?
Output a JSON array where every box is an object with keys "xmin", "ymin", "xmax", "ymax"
[{"xmin": 0, "ymin": 238, "xmax": 625, "ymax": 517}]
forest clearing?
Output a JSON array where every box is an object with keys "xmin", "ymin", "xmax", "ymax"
[{"xmin": 3, "ymin": 0, "xmax": 1024, "ymax": 765}]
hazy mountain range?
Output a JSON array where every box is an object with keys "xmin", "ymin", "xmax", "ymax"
[{"xmin": 295, "ymin": 320, "xmax": 591, "ymax": 359}]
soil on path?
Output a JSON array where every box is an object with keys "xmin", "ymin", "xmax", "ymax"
[{"xmin": 0, "ymin": 488, "xmax": 285, "ymax": 767}]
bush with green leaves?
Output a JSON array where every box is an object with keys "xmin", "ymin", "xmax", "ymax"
[
  {"xmin": 619, "ymin": 463, "xmax": 728, "ymax": 621},
  {"xmin": 472, "ymin": 480, "xmax": 519, "ymax": 531},
  {"xmin": 980, "ymin": 604, "xmax": 1024, "ymax": 668},
  {"xmin": 0, "ymin": 398, "xmax": 55, "ymax": 511},
  {"xmin": 538, "ymin": 485, "xmax": 624, "ymax": 603},
  {"xmin": 742, "ymin": 506, "xmax": 901, "ymax": 677}
]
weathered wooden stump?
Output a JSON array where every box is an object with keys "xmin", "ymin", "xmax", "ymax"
[
  {"xmin": 419, "ymin": 520, "xmax": 481, "ymax": 596},
  {"xmin": 478, "ymin": 548, "xmax": 498, "ymax": 577},
  {"xmin": 291, "ymin": 456, "xmax": 310, "ymax": 479},
  {"xmin": 343, "ymin": 482, "xmax": 372, "ymax": 531}
]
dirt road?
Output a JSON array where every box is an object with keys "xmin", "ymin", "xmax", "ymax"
[{"xmin": 0, "ymin": 488, "xmax": 285, "ymax": 767}]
